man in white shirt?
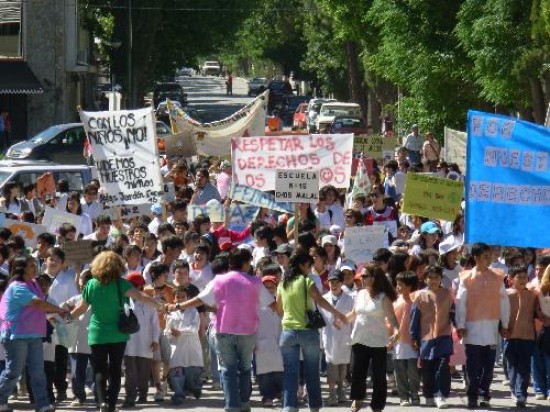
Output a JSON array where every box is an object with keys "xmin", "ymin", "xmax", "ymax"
[
  {"xmin": 456, "ymin": 242, "xmax": 510, "ymax": 409},
  {"xmin": 404, "ymin": 124, "xmax": 423, "ymax": 166},
  {"xmin": 83, "ymin": 215, "xmax": 114, "ymax": 247},
  {"xmin": 80, "ymin": 184, "xmax": 102, "ymax": 221}
]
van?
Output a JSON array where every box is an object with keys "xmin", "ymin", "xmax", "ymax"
[
  {"xmin": 0, "ymin": 160, "xmax": 94, "ymax": 193},
  {"xmin": 316, "ymin": 102, "xmax": 362, "ymax": 132}
]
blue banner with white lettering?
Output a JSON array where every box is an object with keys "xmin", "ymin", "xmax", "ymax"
[{"xmin": 465, "ymin": 110, "xmax": 550, "ymax": 248}]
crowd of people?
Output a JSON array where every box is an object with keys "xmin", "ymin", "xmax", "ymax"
[{"xmin": 0, "ymin": 129, "xmax": 548, "ymax": 412}]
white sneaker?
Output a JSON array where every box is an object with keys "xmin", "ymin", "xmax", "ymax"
[{"xmin": 436, "ymin": 397, "xmax": 448, "ymax": 409}]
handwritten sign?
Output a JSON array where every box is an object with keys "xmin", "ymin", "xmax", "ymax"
[
  {"xmin": 354, "ymin": 135, "xmax": 399, "ymax": 161},
  {"xmin": 80, "ymin": 108, "xmax": 164, "ymax": 205},
  {"xmin": 42, "ymin": 208, "xmax": 83, "ymax": 237},
  {"xmin": 229, "ymin": 184, "xmax": 293, "ymax": 213},
  {"xmin": 402, "ymin": 173, "xmax": 463, "ymax": 221},
  {"xmin": 275, "ymin": 169, "xmax": 319, "ymax": 203},
  {"xmin": 62, "ymin": 240, "xmax": 94, "ymax": 265},
  {"xmin": 188, "ymin": 203, "xmax": 258, "ymax": 233},
  {"xmin": 164, "ymin": 182, "xmax": 176, "ymax": 203},
  {"xmin": 102, "ymin": 203, "xmax": 153, "ymax": 220},
  {"xmin": 465, "ymin": 110, "xmax": 550, "ymax": 247},
  {"xmin": 3, "ymin": 219, "xmax": 47, "ymax": 248},
  {"xmin": 231, "ymin": 134, "xmax": 353, "ymax": 191},
  {"xmin": 344, "ymin": 225, "xmax": 386, "ymax": 265}
]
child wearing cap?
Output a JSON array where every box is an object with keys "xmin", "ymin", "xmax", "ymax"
[
  {"xmin": 122, "ymin": 272, "xmax": 160, "ymax": 408},
  {"xmin": 165, "ymin": 286, "xmax": 203, "ymax": 405},
  {"xmin": 255, "ymin": 268, "xmax": 284, "ymax": 407},
  {"xmin": 320, "ymin": 269, "xmax": 354, "ymax": 406}
]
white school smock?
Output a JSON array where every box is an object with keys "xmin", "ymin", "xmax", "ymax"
[
  {"xmin": 320, "ymin": 290, "xmax": 354, "ymax": 365},
  {"xmin": 125, "ymin": 300, "xmax": 160, "ymax": 359},
  {"xmin": 255, "ymin": 306, "xmax": 283, "ymax": 375},
  {"xmin": 65, "ymin": 295, "xmax": 92, "ymax": 355},
  {"xmin": 165, "ymin": 308, "xmax": 203, "ymax": 369}
]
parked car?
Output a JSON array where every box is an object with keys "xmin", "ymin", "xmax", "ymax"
[
  {"xmin": 293, "ymin": 103, "xmax": 309, "ymax": 130},
  {"xmin": 201, "ymin": 61, "xmax": 221, "ymax": 76},
  {"xmin": 5, "ymin": 123, "xmax": 88, "ymax": 164},
  {"xmin": 267, "ymin": 80, "xmax": 293, "ymax": 112},
  {"xmin": 330, "ymin": 116, "xmax": 369, "ymax": 135},
  {"xmin": 153, "ymin": 82, "xmax": 188, "ymax": 107},
  {"xmin": 0, "ymin": 160, "xmax": 94, "ymax": 193},
  {"xmin": 316, "ymin": 102, "xmax": 362, "ymax": 132},
  {"xmin": 247, "ymin": 78, "xmax": 268, "ymax": 96},
  {"xmin": 281, "ymin": 95, "xmax": 310, "ymax": 126},
  {"xmin": 177, "ymin": 67, "xmax": 195, "ymax": 77},
  {"xmin": 307, "ymin": 98, "xmax": 337, "ymax": 132}
]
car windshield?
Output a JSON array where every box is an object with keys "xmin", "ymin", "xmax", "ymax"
[
  {"xmin": 334, "ymin": 118, "xmax": 365, "ymax": 128},
  {"xmin": 320, "ymin": 107, "xmax": 361, "ymax": 117},
  {"xmin": 29, "ymin": 125, "xmax": 66, "ymax": 144},
  {"xmin": 0, "ymin": 172, "xmax": 11, "ymax": 186}
]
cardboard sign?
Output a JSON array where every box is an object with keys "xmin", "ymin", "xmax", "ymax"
[
  {"xmin": 354, "ymin": 135, "xmax": 399, "ymax": 160},
  {"xmin": 231, "ymin": 134, "xmax": 354, "ymax": 191},
  {"xmin": 275, "ymin": 169, "xmax": 319, "ymax": 203},
  {"xmin": 80, "ymin": 108, "xmax": 164, "ymax": 205},
  {"xmin": 229, "ymin": 184, "xmax": 293, "ymax": 213},
  {"xmin": 62, "ymin": 240, "xmax": 94, "ymax": 265},
  {"xmin": 402, "ymin": 173, "xmax": 463, "ymax": 222},
  {"xmin": 3, "ymin": 219, "xmax": 47, "ymax": 248},
  {"xmin": 102, "ymin": 203, "xmax": 153, "ymax": 220},
  {"xmin": 42, "ymin": 207, "xmax": 83, "ymax": 237},
  {"xmin": 164, "ymin": 131, "xmax": 197, "ymax": 156},
  {"xmin": 343, "ymin": 225, "xmax": 386, "ymax": 265}
]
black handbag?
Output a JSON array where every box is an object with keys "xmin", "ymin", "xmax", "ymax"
[
  {"xmin": 116, "ymin": 278, "xmax": 140, "ymax": 334},
  {"xmin": 303, "ymin": 276, "xmax": 326, "ymax": 329}
]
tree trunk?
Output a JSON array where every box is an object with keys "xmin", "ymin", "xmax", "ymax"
[
  {"xmin": 529, "ymin": 77, "xmax": 546, "ymax": 124},
  {"xmin": 345, "ymin": 41, "xmax": 367, "ymax": 121}
]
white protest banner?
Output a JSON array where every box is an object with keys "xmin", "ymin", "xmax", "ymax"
[
  {"xmin": 275, "ymin": 169, "xmax": 319, "ymax": 203},
  {"xmin": 80, "ymin": 108, "xmax": 164, "ymax": 205},
  {"xmin": 102, "ymin": 203, "xmax": 153, "ymax": 220},
  {"xmin": 4, "ymin": 219, "xmax": 47, "ymax": 248},
  {"xmin": 231, "ymin": 134, "xmax": 353, "ymax": 191},
  {"xmin": 42, "ymin": 207, "xmax": 83, "ymax": 237},
  {"xmin": 188, "ymin": 203, "xmax": 258, "ymax": 233},
  {"xmin": 443, "ymin": 127, "xmax": 467, "ymax": 173},
  {"xmin": 229, "ymin": 184, "xmax": 293, "ymax": 213},
  {"xmin": 171, "ymin": 91, "xmax": 267, "ymax": 157},
  {"xmin": 343, "ymin": 225, "xmax": 386, "ymax": 265}
]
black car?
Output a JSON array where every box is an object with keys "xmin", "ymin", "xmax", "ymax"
[
  {"xmin": 267, "ymin": 80, "xmax": 293, "ymax": 112},
  {"xmin": 153, "ymin": 83, "xmax": 188, "ymax": 107}
]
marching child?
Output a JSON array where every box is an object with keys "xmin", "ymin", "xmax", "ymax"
[
  {"xmin": 320, "ymin": 269, "xmax": 354, "ymax": 406},
  {"xmin": 504, "ymin": 265, "xmax": 537, "ymax": 408},
  {"xmin": 255, "ymin": 270, "xmax": 284, "ymax": 407},
  {"xmin": 165, "ymin": 285, "xmax": 203, "ymax": 405},
  {"xmin": 123, "ymin": 272, "xmax": 160, "ymax": 407},
  {"xmin": 393, "ymin": 271, "xmax": 421, "ymax": 406},
  {"xmin": 411, "ymin": 265, "xmax": 454, "ymax": 409}
]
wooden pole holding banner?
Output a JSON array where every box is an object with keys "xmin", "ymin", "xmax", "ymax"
[{"xmin": 294, "ymin": 203, "xmax": 299, "ymax": 245}]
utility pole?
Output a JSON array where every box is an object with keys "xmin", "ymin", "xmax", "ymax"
[{"xmin": 127, "ymin": 0, "xmax": 133, "ymax": 107}]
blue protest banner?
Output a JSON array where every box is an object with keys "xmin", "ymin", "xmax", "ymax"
[
  {"xmin": 229, "ymin": 183, "xmax": 294, "ymax": 213},
  {"xmin": 465, "ymin": 110, "xmax": 550, "ymax": 247}
]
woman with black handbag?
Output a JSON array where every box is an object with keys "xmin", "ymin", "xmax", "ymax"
[
  {"xmin": 275, "ymin": 251, "xmax": 348, "ymax": 412},
  {"xmin": 70, "ymin": 251, "xmax": 163, "ymax": 412}
]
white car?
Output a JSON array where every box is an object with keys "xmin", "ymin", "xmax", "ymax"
[
  {"xmin": 201, "ymin": 61, "xmax": 221, "ymax": 76},
  {"xmin": 316, "ymin": 102, "xmax": 362, "ymax": 132},
  {"xmin": 307, "ymin": 98, "xmax": 336, "ymax": 132}
]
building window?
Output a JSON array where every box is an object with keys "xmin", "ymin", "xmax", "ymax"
[{"xmin": 0, "ymin": 0, "xmax": 22, "ymax": 58}]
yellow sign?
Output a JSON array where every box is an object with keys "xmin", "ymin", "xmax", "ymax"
[
  {"xmin": 402, "ymin": 173, "xmax": 463, "ymax": 221},
  {"xmin": 353, "ymin": 135, "xmax": 399, "ymax": 160}
]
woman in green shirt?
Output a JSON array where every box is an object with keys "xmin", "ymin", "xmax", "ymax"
[
  {"xmin": 71, "ymin": 251, "xmax": 162, "ymax": 412},
  {"xmin": 275, "ymin": 251, "xmax": 347, "ymax": 412}
]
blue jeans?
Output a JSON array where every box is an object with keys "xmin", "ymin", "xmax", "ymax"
[
  {"xmin": 169, "ymin": 366, "xmax": 203, "ymax": 400},
  {"xmin": 257, "ymin": 371, "xmax": 283, "ymax": 401},
  {"xmin": 207, "ymin": 325, "xmax": 220, "ymax": 385},
  {"xmin": 504, "ymin": 339, "xmax": 535, "ymax": 401},
  {"xmin": 71, "ymin": 353, "xmax": 93, "ymax": 402},
  {"xmin": 421, "ymin": 357, "xmax": 451, "ymax": 398},
  {"xmin": 216, "ymin": 333, "xmax": 256, "ymax": 412},
  {"xmin": 280, "ymin": 329, "xmax": 322, "ymax": 412},
  {"xmin": 465, "ymin": 344, "xmax": 496, "ymax": 402},
  {"xmin": 0, "ymin": 338, "xmax": 50, "ymax": 409},
  {"xmin": 532, "ymin": 335, "xmax": 550, "ymax": 396}
]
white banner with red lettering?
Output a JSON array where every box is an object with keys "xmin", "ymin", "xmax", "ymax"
[{"xmin": 231, "ymin": 134, "xmax": 354, "ymax": 191}]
